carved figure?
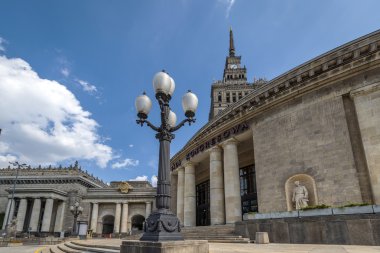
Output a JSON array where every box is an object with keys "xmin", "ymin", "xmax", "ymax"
[
  {"xmin": 6, "ymin": 218, "xmax": 17, "ymax": 238},
  {"xmin": 118, "ymin": 182, "xmax": 133, "ymax": 193},
  {"xmin": 292, "ymin": 181, "xmax": 309, "ymax": 210}
]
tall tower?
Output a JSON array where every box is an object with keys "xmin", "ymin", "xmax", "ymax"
[{"xmin": 209, "ymin": 28, "xmax": 264, "ymax": 120}]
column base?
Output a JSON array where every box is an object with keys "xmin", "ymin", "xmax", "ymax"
[
  {"xmin": 121, "ymin": 240, "xmax": 208, "ymax": 253},
  {"xmin": 140, "ymin": 209, "xmax": 183, "ymax": 241}
]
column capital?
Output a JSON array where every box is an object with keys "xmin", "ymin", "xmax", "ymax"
[
  {"xmin": 183, "ymin": 161, "xmax": 197, "ymax": 168},
  {"xmin": 208, "ymin": 145, "xmax": 222, "ymax": 153},
  {"xmin": 92, "ymin": 202, "xmax": 99, "ymax": 204},
  {"xmin": 221, "ymin": 137, "xmax": 238, "ymax": 147},
  {"xmin": 122, "ymin": 201, "xmax": 129, "ymax": 205}
]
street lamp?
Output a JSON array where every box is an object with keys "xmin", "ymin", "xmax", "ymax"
[
  {"xmin": 69, "ymin": 201, "xmax": 83, "ymax": 236},
  {"xmin": 135, "ymin": 70, "xmax": 198, "ymax": 241},
  {"xmin": 5, "ymin": 161, "xmax": 27, "ymax": 234}
]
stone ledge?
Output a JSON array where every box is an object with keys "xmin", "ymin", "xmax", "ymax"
[{"xmin": 120, "ymin": 240, "xmax": 208, "ymax": 253}]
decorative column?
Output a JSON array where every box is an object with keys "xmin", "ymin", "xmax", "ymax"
[
  {"xmin": 90, "ymin": 202, "xmax": 99, "ymax": 233},
  {"xmin": 54, "ymin": 201, "xmax": 66, "ymax": 232},
  {"xmin": 2, "ymin": 199, "xmax": 12, "ymax": 229},
  {"xmin": 8, "ymin": 199, "xmax": 16, "ymax": 224},
  {"xmin": 16, "ymin": 198, "xmax": 28, "ymax": 232},
  {"xmin": 145, "ymin": 201, "xmax": 152, "ymax": 218},
  {"xmin": 41, "ymin": 198, "xmax": 54, "ymax": 232},
  {"xmin": 121, "ymin": 202, "xmax": 129, "ymax": 233},
  {"xmin": 209, "ymin": 146, "xmax": 225, "ymax": 225},
  {"xmin": 29, "ymin": 198, "xmax": 41, "ymax": 232},
  {"xmin": 114, "ymin": 202, "xmax": 122, "ymax": 233},
  {"xmin": 223, "ymin": 139, "xmax": 242, "ymax": 223},
  {"xmin": 183, "ymin": 162, "xmax": 196, "ymax": 227},
  {"xmin": 176, "ymin": 167, "xmax": 185, "ymax": 224}
]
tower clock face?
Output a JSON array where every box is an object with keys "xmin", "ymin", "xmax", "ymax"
[{"xmin": 230, "ymin": 64, "xmax": 238, "ymax": 69}]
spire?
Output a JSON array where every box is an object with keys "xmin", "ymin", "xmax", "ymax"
[{"xmin": 229, "ymin": 27, "xmax": 235, "ymax": 57}]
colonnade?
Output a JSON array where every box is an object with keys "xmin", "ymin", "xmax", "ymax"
[
  {"xmin": 176, "ymin": 139, "xmax": 242, "ymax": 226},
  {"xmin": 2, "ymin": 197, "xmax": 65, "ymax": 233},
  {"xmin": 89, "ymin": 201, "xmax": 152, "ymax": 233}
]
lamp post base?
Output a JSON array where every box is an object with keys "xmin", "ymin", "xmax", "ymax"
[{"xmin": 140, "ymin": 209, "xmax": 183, "ymax": 241}]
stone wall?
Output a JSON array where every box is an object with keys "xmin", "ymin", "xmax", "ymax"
[
  {"xmin": 251, "ymin": 68, "xmax": 380, "ymax": 213},
  {"xmin": 353, "ymin": 82, "xmax": 380, "ymax": 204},
  {"xmin": 235, "ymin": 214, "xmax": 380, "ymax": 245},
  {"xmin": 252, "ymin": 94, "xmax": 362, "ymax": 212}
]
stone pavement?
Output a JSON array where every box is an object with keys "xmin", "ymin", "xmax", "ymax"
[{"xmin": 77, "ymin": 239, "xmax": 380, "ymax": 253}]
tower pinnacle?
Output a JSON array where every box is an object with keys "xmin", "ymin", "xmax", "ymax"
[{"xmin": 229, "ymin": 27, "xmax": 235, "ymax": 57}]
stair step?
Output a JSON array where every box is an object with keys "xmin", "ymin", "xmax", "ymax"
[{"xmin": 65, "ymin": 242, "xmax": 119, "ymax": 253}]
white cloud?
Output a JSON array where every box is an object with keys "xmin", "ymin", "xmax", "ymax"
[
  {"xmin": 75, "ymin": 79, "xmax": 97, "ymax": 93},
  {"xmin": 129, "ymin": 144, "xmax": 134, "ymax": 148},
  {"xmin": 0, "ymin": 55, "xmax": 113, "ymax": 168},
  {"xmin": 219, "ymin": 0, "xmax": 236, "ymax": 18},
  {"xmin": 60, "ymin": 67, "xmax": 70, "ymax": 77},
  {"xmin": 130, "ymin": 175, "xmax": 158, "ymax": 187},
  {"xmin": 151, "ymin": 175, "xmax": 158, "ymax": 187},
  {"xmin": 111, "ymin": 158, "xmax": 139, "ymax": 169},
  {"xmin": 0, "ymin": 37, "xmax": 7, "ymax": 52},
  {"xmin": 131, "ymin": 175, "xmax": 148, "ymax": 181}
]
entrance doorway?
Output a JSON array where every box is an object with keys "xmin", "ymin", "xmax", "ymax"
[
  {"xmin": 196, "ymin": 180, "xmax": 210, "ymax": 226},
  {"xmin": 240, "ymin": 165, "xmax": 258, "ymax": 216},
  {"xmin": 131, "ymin": 215, "xmax": 145, "ymax": 231},
  {"xmin": 102, "ymin": 215, "xmax": 114, "ymax": 235}
]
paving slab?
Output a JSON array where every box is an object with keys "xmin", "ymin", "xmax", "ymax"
[{"xmin": 72, "ymin": 239, "xmax": 380, "ymax": 253}]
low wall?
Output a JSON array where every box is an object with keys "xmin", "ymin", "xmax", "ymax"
[{"xmin": 235, "ymin": 213, "xmax": 380, "ymax": 245}]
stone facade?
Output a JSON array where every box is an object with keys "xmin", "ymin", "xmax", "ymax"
[
  {"xmin": 0, "ymin": 165, "xmax": 155, "ymax": 236},
  {"xmin": 170, "ymin": 29, "xmax": 380, "ymax": 227}
]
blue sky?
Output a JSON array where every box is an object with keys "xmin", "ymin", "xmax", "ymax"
[{"xmin": 0, "ymin": 0, "xmax": 379, "ymax": 185}]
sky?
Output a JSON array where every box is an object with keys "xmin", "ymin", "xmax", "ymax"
[{"xmin": 0, "ymin": 0, "xmax": 379, "ymax": 185}]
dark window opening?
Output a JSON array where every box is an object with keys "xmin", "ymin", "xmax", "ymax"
[
  {"xmin": 240, "ymin": 165, "xmax": 258, "ymax": 216},
  {"xmin": 196, "ymin": 180, "xmax": 210, "ymax": 226}
]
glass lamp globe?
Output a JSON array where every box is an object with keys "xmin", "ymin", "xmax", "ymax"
[
  {"xmin": 70, "ymin": 206, "xmax": 74, "ymax": 211},
  {"xmin": 182, "ymin": 90, "xmax": 198, "ymax": 118},
  {"xmin": 135, "ymin": 92, "xmax": 152, "ymax": 119},
  {"xmin": 168, "ymin": 110, "xmax": 177, "ymax": 128},
  {"xmin": 168, "ymin": 77, "xmax": 175, "ymax": 97},
  {"xmin": 153, "ymin": 71, "xmax": 172, "ymax": 95}
]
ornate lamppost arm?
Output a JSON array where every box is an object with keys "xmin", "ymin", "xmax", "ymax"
[
  {"xmin": 169, "ymin": 118, "xmax": 196, "ymax": 132},
  {"xmin": 136, "ymin": 119, "xmax": 160, "ymax": 132}
]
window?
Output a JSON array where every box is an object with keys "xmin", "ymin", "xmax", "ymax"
[
  {"xmin": 218, "ymin": 91, "xmax": 222, "ymax": 102},
  {"xmin": 226, "ymin": 93, "xmax": 230, "ymax": 103},
  {"xmin": 240, "ymin": 165, "xmax": 258, "ymax": 215},
  {"xmin": 232, "ymin": 93, "xmax": 236, "ymax": 102},
  {"xmin": 238, "ymin": 92, "xmax": 242, "ymax": 100}
]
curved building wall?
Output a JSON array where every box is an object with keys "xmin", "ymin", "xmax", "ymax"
[{"xmin": 170, "ymin": 30, "xmax": 380, "ymax": 226}]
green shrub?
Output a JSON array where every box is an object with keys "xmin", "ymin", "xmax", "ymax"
[
  {"xmin": 338, "ymin": 203, "xmax": 370, "ymax": 208},
  {"xmin": 301, "ymin": 204, "xmax": 330, "ymax": 210}
]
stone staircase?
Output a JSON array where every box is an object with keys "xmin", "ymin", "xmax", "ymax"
[
  {"xmin": 181, "ymin": 224, "xmax": 250, "ymax": 243},
  {"xmin": 47, "ymin": 240, "xmax": 120, "ymax": 253}
]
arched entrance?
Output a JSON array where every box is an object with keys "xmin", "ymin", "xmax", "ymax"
[
  {"xmin": 102, "ymin": 215, "xmax": 114, "ymax": 235},
  {"xmin": 131, "ymin": 215, "xmax": 145, "ymax": 231}
]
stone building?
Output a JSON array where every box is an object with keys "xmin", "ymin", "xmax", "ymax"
[
  {"xmin": 170, "ymin": 29, "xmax": 380, "ymax": 227},
  {"xmin": 0, "ymin": 163, "xmax": 155, "ymax": 236},
  {"xmin": 209, "ymin": 28, "xmax": 266, "ymax": 120}
]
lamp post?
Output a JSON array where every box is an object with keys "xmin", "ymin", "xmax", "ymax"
[
  {"xmin": 135, "ymin": 70, "xmax": 198, "ymax": 241},
  {"xmin": 5, "ymin": 161, "xmax": 27, "ymax": 234},
  {"xmin": 69, "ymin": 201, "xmax": 83, "ymax": 236}
]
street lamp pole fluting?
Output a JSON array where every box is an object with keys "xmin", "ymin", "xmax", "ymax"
[
  {"xmin": 69, "ymin": 201, "xmax": 83, "ymax": 236},
  {"xmin": 135, "ymin": 71, "xmax": 198, "ymax": 241}
]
